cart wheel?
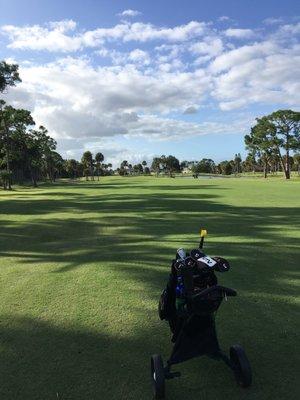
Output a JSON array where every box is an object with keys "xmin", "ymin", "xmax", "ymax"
[
  {"xmin": 230, "ymin": 345, "xmax": 252, "ymax": 387},
  {"xmin": 151, "ymin": 354, "xmax": 165, "ymax": 399}
]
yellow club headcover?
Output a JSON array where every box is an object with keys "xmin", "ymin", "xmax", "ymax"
[{"xmin": 200, "ymin": 229, "xmax": 207, "ymax": 237}]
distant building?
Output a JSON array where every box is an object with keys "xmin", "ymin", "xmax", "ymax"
[{"xmin": 182, "ymin": 161, "xmax": 197, "ymax": 173}]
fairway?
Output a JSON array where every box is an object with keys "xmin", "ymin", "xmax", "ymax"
[{"xmin": 0, "ymin": 176, "xmax": 299, "ymax": 400}]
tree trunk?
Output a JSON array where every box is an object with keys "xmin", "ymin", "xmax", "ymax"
[
  {"xmin": 91, "ymin": 165, "xmax": 94, "ymax": 181},
  {"xmin": 3, "ymin": 120, "xmax": 12, "ymax": 190},
  {"xmin": 32, "ymin": 174, "xmax": 37, "ymax": 187},
  {"xmin": 285, "ymin": 138, "xmax": 290, "ymax": 179},
  {"xmin": 263, "ymin": 163, "xmax": 268, "ymax": 178},
  {"xmin": 276, "ymin": 146, "xmax": 288, "ymax": 179},
  {"xmin": 30, "ymin": 169, "xmax": 38, "ymax": 187}
]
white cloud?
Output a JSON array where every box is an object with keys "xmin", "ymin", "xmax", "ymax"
[
  {"xmin": 52, "ymin": 57, "xmax": 205, "ymax": 112},
  {"xmin": 212, "ymin": 43, "xmax": 300, "ymax": 110},
  {"xmin": 190, "ymin": 37, "xmax": 224, "ymax": 58},
  {"xmin": 224, "ymin": 28, "xmax": 255, "ymax": 39},
  {"xmin": 120, "ymin": 21, "xmax": 208, "ymax": 42},
  {"xmin": 218, "ymin": 16, "xmax": 231, "ymax": 22},
  {"xmin": 48, "ymin": 20, "xmax": 77, "ymax": 32},
  {"xmin": 263, "ymin": 17, "xmax": 284, "ymax": 25},
  {"xmin": 128, "ymin": 49, "xmax": 150, "ymax": 65},
  {"xmin": 277, "ymin": 22, "xmax": 300, "ymax": 36},
  {"xmin": 118, "ymin": 9, "xmax": 142, "ymax": 18},
  {"xmin": 59, "ymin": 137, "xmax": 153, "ymax": 167},
  {"xmin": 2, "ymin": 57, "xmax": 210, "ymax": 140},
  {"xmin": 96, "ymin": 47, "xmax": 150, "ymax": 66},
  {"xmin": 210, "ymin": 41, "xmax": 279, "ymax": 73},
  {"xmin": 2, "ymin": 54, "xmax": 253, "ymax": 165},
  {"xmin": 1, "ymin": 20, "xmax": 82, "ymax": 52},
  {"xmin": 124, "ymin": 114, "xmax": 251, "ymax": 140},
  {"xmin": 1, "ymin": 20, "xmax": 210, "ymax": 52},
  {"xmin": 1, "ymin": 18, "xmax": 300, "ymax": 163}
]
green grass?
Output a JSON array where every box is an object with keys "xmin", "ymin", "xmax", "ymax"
[{"xmin": 0, "ymin": 176, "xmax": 299, "ymax": 400}]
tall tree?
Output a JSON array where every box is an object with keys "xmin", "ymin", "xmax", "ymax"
[
  {"xmin": 65, "ymin": 159, "xmax": 79, "ymax": 179},
  {"xmin": 269, "ymin": 110, "xmax": 300, "ymax": 179},
  {"xmin": 165, "ymin": 155, "xmax": 180, "ymax": 176},
  {"xmin": 0, "ymin": 61, "xmax": 21, "ymax": 92},
  {"xmin": 243, "ymin": 153, "xmax": 257, "ymax": 173},
  {"xmin": 245, "ymin": 119, "xmax": 276, "ymax": 178},
  {"xmin": 35, "ymin": 126, "xmax": 57, "ymax": 181},
  {"xmin": 0, "ymin": 61, "xmax": 22, "ymax": 189},
  {"xmin": 193, "ymin": 158, "xmax": 215, "ymax": 174},
  {"xmin": 119, "ymin": 160, "xmax": 128, "ymax": 175},
  {"xmin": 0, "ymin": 101, "xmax": 35, "ymax": 189},
  {"xmin": 249, "ymin": 110, "xmax": 300, "ymax": 179},
  {"xmin": 81, "ymin": 151, "xmax": 94, "ymax": 181},
  {"xmin": 151, "ymin": 157, "xmax": 161, "ymax": 176},
  {"xmin": 234, "ymin": 153, "xmax": 242, "ymax": 174},
  {"xmin": 133, "ymin": 163, "xmax": 143, "ymax": 174},
  {"xmin": 25, "ymin": 126, "xmax": 58, "ymax": 187},
  {"xmin": 95, "ymin": 152, "xmax": 104, "ymax": 180},
  {"xmin": 218, "ymin": 160, "xmax": 233, "ymax": 175},
  {"xmin": 142, "ymin": 160, "xmax": 147, "ymax": 173}
]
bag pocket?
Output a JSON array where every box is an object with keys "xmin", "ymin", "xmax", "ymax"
[{"xmin": 158, "ymin": 289, "xmax": 168, "ymax": 320}]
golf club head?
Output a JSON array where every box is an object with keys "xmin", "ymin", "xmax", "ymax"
[
  {"xmin": 190, "ymin": 248, "xmax": 205, "ymax": 261},
  {"xmin": 176, "ymin": 248, "xmax": 186, "ymax": 260},
  {"xmin": 174, "ymin": 259, "xmax": 185, "ymax": 272},
  {"xmin": 184, "ymin": 256, "xmax": 196, "ymax": 269},
  {"xmin": 212, "ymin": 257, "xmax": 230, "ymax": 272}
]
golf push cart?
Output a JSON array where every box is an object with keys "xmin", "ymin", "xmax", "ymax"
[{"xmin": 151, "ymin": 230, "xmax": 252, "ymax": 399}]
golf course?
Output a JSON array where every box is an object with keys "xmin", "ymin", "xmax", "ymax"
[{"xmin": 0, "ymin": 176, "xmax": 299, "ymax": 400}]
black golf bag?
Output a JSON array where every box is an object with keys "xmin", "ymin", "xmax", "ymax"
[{"xmin": 151, "ymin": 241, "xmax": 252, "ymax": 399}]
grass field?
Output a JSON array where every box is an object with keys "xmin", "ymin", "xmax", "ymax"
[{"xmin": 0, "ymin": 176, "xmax": 299, "ymax": 400}]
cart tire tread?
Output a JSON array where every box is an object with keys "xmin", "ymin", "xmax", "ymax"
[
  {"xmin": 151, "ymin": 354, "xmax": 165, "ymax": 399},
  {"xmin": 230, "ymin": 344, "xmax": 252, "ymax": 387}
]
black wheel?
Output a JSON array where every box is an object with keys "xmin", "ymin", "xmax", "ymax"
[
  {"xmin": 150, "ymin": 354, "xmax": 165, "ymax": 399},
  {"xmin": 230, "ymin": 345, "xmax": 252, "ymax": 387}
]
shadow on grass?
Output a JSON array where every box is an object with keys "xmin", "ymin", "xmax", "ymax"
[
  {"xmin": 0, "ymin": 315, "xmax": 160, "ymax": 400},
  {"xmin": 0, "ymin": 186, "xmax": 299, "ymax": 304},
  {"xmin": 0, "ymin": 182, "xmax": 299, "ymax": 399}
]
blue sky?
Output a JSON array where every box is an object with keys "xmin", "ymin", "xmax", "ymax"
[{"xmin": 0, "ymin": 0, "xmax": 299, "ymax": 166}]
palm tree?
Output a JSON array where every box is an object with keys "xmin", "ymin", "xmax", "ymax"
[
  {"xmin": 142, "ymin": 160, "xmax": 147, "ymax": 173},
  {"xmin": 81, "ymin": 151, "xmax": 93, "ymax": 181},
  {"xmin": 234, "ymin": 153, "xmax": 242, "ymax": 174},
  {"xmin": 121, "ymin": 160, "xmax": 128, "ymax": 169},
  {"xmin": 95, "ymin": 152, "xmax": 104, "ymax": 180}
]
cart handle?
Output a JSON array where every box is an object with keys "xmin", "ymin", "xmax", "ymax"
[{"xmin": 190, "ymin": 285, "xmax": 237, "ymax": 300}]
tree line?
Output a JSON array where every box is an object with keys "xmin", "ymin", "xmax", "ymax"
[
  {"xmin": 0, "ymin": 61, "xmax": 64, "ymax": 189},
  {"xmin": 146, "ymin": 152, "xmax": 300, "ymax": 177},
  {"xmin": 0, "ymin": 61, "xmax": 113, "ymax": 189},
  {"xmin": 1, "ymin": 60, "xmax": 299, "ymax": 190},
  {"xmin": 245, "ymin": 110, "xmax": 300, "ymax": 179}
]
